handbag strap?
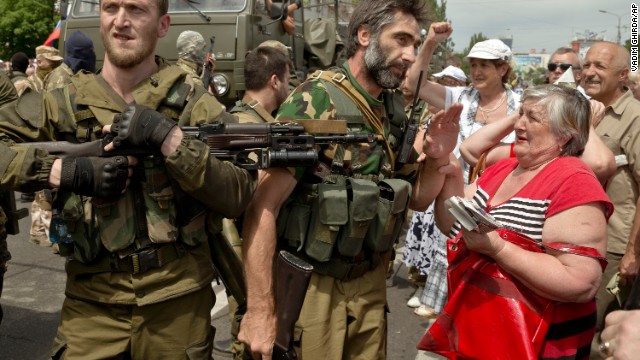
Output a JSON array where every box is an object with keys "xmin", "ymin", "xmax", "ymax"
[
  {"xmin": 496, "ymin": 228, "xmax": 607, "ymax": 271},
  {"xmin": 467, "ymin": 151, "xmax": 488, "ymax": 184}
]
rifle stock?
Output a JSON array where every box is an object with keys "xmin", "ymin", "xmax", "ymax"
[
  {"xmin": 273, "ymin": 250, "xmax": 313, "ymax": 359},
  {"xmin": 202, "ymin": 36, "xmax": 216, "ymax": 92}
]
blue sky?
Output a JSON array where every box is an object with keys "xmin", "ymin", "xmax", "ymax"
[{"xmin": 444, "ymin": 0, "xmax": 631, "ymax": 54}]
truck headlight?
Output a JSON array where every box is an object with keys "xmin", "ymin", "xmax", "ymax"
[{"xmin": 212, "ymin": 74, "xmax": 229, "ymax": 96}]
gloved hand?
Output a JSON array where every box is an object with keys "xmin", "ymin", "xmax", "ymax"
[
  {"xmin": 111, "ymin": 104, "xmax": 177, "ymax": 150},
  {"xmin": 59, "ymin": 156, "xmax": 130, "ymax": 198}
]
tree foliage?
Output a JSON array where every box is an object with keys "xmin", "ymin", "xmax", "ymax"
[{"xmin": 0, "ymin": 0, "xmax": 57, "ymax": 60}]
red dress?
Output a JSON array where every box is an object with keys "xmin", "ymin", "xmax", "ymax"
[{"xmin": 420, "ymin": 157, "xmax": 612, "ymax": 360}]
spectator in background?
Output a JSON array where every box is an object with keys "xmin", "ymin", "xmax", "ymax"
[
  {"xmin": 586, "ymin": 41, "xmax": 640, "ymax": 360},
  {"xmin": 8, "ymin": 52, "xmax": 30, "ymax": 96},
  {"xmin": 547, "ymin": 47, "xmax": 586, "ymax": 96},
  {"xmin": 626, "ymin": 71, "xmax": 640, "ymax": 101},
  {"xmin": 64, "ymin": 31, "xmax": 97, "ymax": 74},
  {"xmin": 404, "ymin": 66, "xmax": 467, "ymax": 319}
]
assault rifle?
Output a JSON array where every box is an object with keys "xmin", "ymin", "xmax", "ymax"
[
  {"xmin": 182, "ymin": 121, "xmax": 379, "ymax": 170},
  {"xmin": 202, "ymin": 35, "xmax": 215, "ymax": 93},
  {"xmin": 26, "ymin": 121, "xmax": 379, "ymax": 171}
]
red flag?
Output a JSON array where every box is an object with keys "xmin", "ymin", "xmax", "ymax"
[{"xmin": 44, "ymin": 20, "xmax": 62, "ymax": 47}]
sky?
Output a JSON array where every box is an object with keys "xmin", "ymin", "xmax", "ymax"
[{"xmin": 443, "ymin": 0, "xmax": 631, "ymax": 55}]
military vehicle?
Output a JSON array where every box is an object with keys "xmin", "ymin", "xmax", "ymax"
[{"xmin": 56, "ymin": 0, "xmax": 355, "ymax": 108}]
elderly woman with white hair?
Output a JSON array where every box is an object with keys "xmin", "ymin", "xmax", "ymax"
[{"xmin": 420, "ymin": 84, "xmax": 612, "ymax": 359}]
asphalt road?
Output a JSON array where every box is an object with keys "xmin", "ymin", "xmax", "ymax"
[{"xmin": 0, "ymin": 193, "xmax": 429, "ymax": 359}]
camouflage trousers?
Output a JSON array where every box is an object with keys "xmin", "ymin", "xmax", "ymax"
[{"xmin": 30, "ymin": 190, "xmax": 52, "ymax": 246}]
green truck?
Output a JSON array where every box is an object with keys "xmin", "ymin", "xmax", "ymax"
[{"xmin": 57, "ymin": 0, "xmax": 354, "ymax": 107}]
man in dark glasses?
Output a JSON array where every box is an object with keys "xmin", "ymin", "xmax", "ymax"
[{"xmin": 547, "ymin": 47, "xmax": 583, "ymax": 86}]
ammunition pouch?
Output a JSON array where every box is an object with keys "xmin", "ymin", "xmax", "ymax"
[
  {"xmin": 304, "ymin": 183, "xmax": 347, "ymax": 262},
  {"xmin": 276, "ymin": 177, "xmax": 411, "ymax": 278},
  {"xmin": 364, "ymin": 179, "xmax": 411, "ymax": 252}
]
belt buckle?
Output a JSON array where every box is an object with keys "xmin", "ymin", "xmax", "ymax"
[{"xmin": 129, "ymin": 247, "xmax": 159, "ymax": 275}]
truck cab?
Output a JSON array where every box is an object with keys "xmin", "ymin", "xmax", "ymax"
[{"xmin": 57, "ymin": 0, "xmax": 354, "ymax": 107}]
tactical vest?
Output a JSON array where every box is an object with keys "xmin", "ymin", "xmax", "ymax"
[
  {"xmin": 45, "ymin": 69, "xmax": 212, "ymax": 265},
  {"xmin": 275, "ymin": 68, "xmax": 413, "ymax": 280}
]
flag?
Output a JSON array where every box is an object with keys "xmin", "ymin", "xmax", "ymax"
[{"xmin": 44, "ymin": 20, "xmax": 62, "ymax": 47}]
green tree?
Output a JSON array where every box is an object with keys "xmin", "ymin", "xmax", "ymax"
[
  {"xmin": 456, "ymin": 32, "xmax": 489, "ymax": 75},
  {"xmin": 0, "ymin": 0, "xmax": 57, "ymax": 60}
]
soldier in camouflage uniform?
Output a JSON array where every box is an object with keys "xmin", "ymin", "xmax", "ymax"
[
  {"xmin": 8, "ymin": 52, "xmax": 30, "ymax": 96},
  {"xmin": 238, "ymin": 1, "xmax": 462, "ymax": 359},
  {"xmin": 175, "ymin": 30, "xmax": 208, "ymax": 88},
  {"xmin": 27, "ymin": 46, "xmax": 74, "ymax": 93},
  {"xmin": 227, "ymin": 45, "xmax": 292, "ymax": 360},
  {"xmin": 0, "ymin": 0, "xmax": 256, "ymax": 358},
  {"xmin": 230, "ymin": 46, "xmax": 292, "ymax": 124}
]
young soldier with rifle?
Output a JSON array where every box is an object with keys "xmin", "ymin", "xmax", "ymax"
[{"xmin": 0, "ymin": 0, "xmax": 256, "ymax": 358}]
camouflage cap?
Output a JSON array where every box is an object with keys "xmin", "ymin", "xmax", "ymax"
[
  {"xmin": 258, "ymin": 40, "xmax": 289, "ymax": 57},
  {"xmin": 36, "ymin": 45, "xmax": 64, "ymax": 62},
  {"xmin": 176, "ymin": 30, "xmax": 206, "ymax": 64}
]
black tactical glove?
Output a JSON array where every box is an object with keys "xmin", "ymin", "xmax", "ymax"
[
  {"xmin": 111, "ymin": 104, "xmax": 177, "ymax": 150},
  {"xmin": 59, "ymin": 156, "xmax": 130, "ymax": 198}
]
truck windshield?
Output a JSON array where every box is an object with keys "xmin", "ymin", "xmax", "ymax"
[{"xmin": 72, "ymin": 0, "xmax": 247, "ymax": 17}]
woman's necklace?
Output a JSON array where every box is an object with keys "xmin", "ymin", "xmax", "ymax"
[{"xmin": 477, "ymin": 91, "xmax": 506, "ymax": 125}]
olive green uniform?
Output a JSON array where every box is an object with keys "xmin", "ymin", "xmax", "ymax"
[
  {"xmin": 274, "ymin": 64, "xmax": 414, "ymax": 359},
  {"xmin": 0, "ymin": 73, "xmax": 19, "ymax": 325},
  {"xmin": 0, "ymin": 58, "xmax": 256, "ymax": 359},
  {"xmin": 176, "ymin": 58, "xmax": 205, "ymax": 89}
]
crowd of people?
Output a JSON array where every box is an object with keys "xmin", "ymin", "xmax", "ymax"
[{"xmin": 0, "ymin": 0, "xmax": 639, "ymax": 359}]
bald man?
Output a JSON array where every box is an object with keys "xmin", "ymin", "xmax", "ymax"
[{"xmin": 586, "ymin": 41, "xmax": 640, "ymax": 359}]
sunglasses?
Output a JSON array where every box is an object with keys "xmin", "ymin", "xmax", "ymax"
[{"xmin": 547, "ymin": 62, "xmax": 579, "ymax": 72}]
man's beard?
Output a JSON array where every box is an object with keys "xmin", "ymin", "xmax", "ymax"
[
  {"xmin": 101, "ymin": 30, "xmax": 157, "ymax": 69},
  {"xmin": 364, "ymin": 36, "xmax": 405, "ymax": 89}
]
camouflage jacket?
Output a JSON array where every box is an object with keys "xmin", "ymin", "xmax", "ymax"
[
  {"xmin": 276, "ymin": 62, "xmax": 410, "ymax": 180},
  {"xmin": 27, "ymin": 63, "xmax": 73, "ymax": 93},
  {"xmin": 0, "ymin": 58, "xmax": 256, "ymax": 306}
]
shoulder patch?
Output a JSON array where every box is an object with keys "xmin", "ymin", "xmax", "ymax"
[{"xmin": 15, "ymin": 89, "xmax": 43, "ymax": 128}]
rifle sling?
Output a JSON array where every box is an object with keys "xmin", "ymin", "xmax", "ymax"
[{"xmin": 310, "ymin": 70, "xmax": 396, "ymax": 169}]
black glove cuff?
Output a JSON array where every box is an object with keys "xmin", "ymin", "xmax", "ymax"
[
  {"xmin": 149, "ymin": 118, "xmax": 177, "ymax": 147},
  {"xmin": 59, "ymin": 158, "xmax": 77, "ymax": 190}
]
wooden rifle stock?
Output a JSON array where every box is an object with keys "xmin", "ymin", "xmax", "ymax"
[{"xmin": 273, "ymin": 250, "xmax": 313, "ymax": 359}]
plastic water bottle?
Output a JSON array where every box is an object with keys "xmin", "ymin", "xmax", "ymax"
[{"xmin": 50, "ymin": 209, "xmax": 72, "ymax": 244}]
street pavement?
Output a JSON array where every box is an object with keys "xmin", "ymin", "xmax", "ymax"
[{"xmin": 0, "ymin": 194, "xmax": 429, "ymax": 359}]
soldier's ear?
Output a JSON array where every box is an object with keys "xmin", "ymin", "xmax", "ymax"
[
  {"xmin": 158, "ymin": 14, "xmax": 171, "ymax": 38},
  {"xmin": 357, "ymin": 25, "xmax": 371, "ymax": 48},
  {"xmin": 270, "ymin": 73, "xmax": 280, "ymax": 89}
]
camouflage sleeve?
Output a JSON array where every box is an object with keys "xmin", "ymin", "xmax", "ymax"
[
  {"xmin": 276, "ymin": 79, "xmax": 338, "ymax": 121},
  {"xmin": 165, "ymin": 93, "xmax": 257, "ymax": 219},
  {"xmin": 0, "ymin": 138, "xmax": 55, "ymax": 193}
]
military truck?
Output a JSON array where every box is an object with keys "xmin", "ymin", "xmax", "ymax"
[{"xmin": 57, "ymin": 0, "xmax": 355, "ymax": 108}]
